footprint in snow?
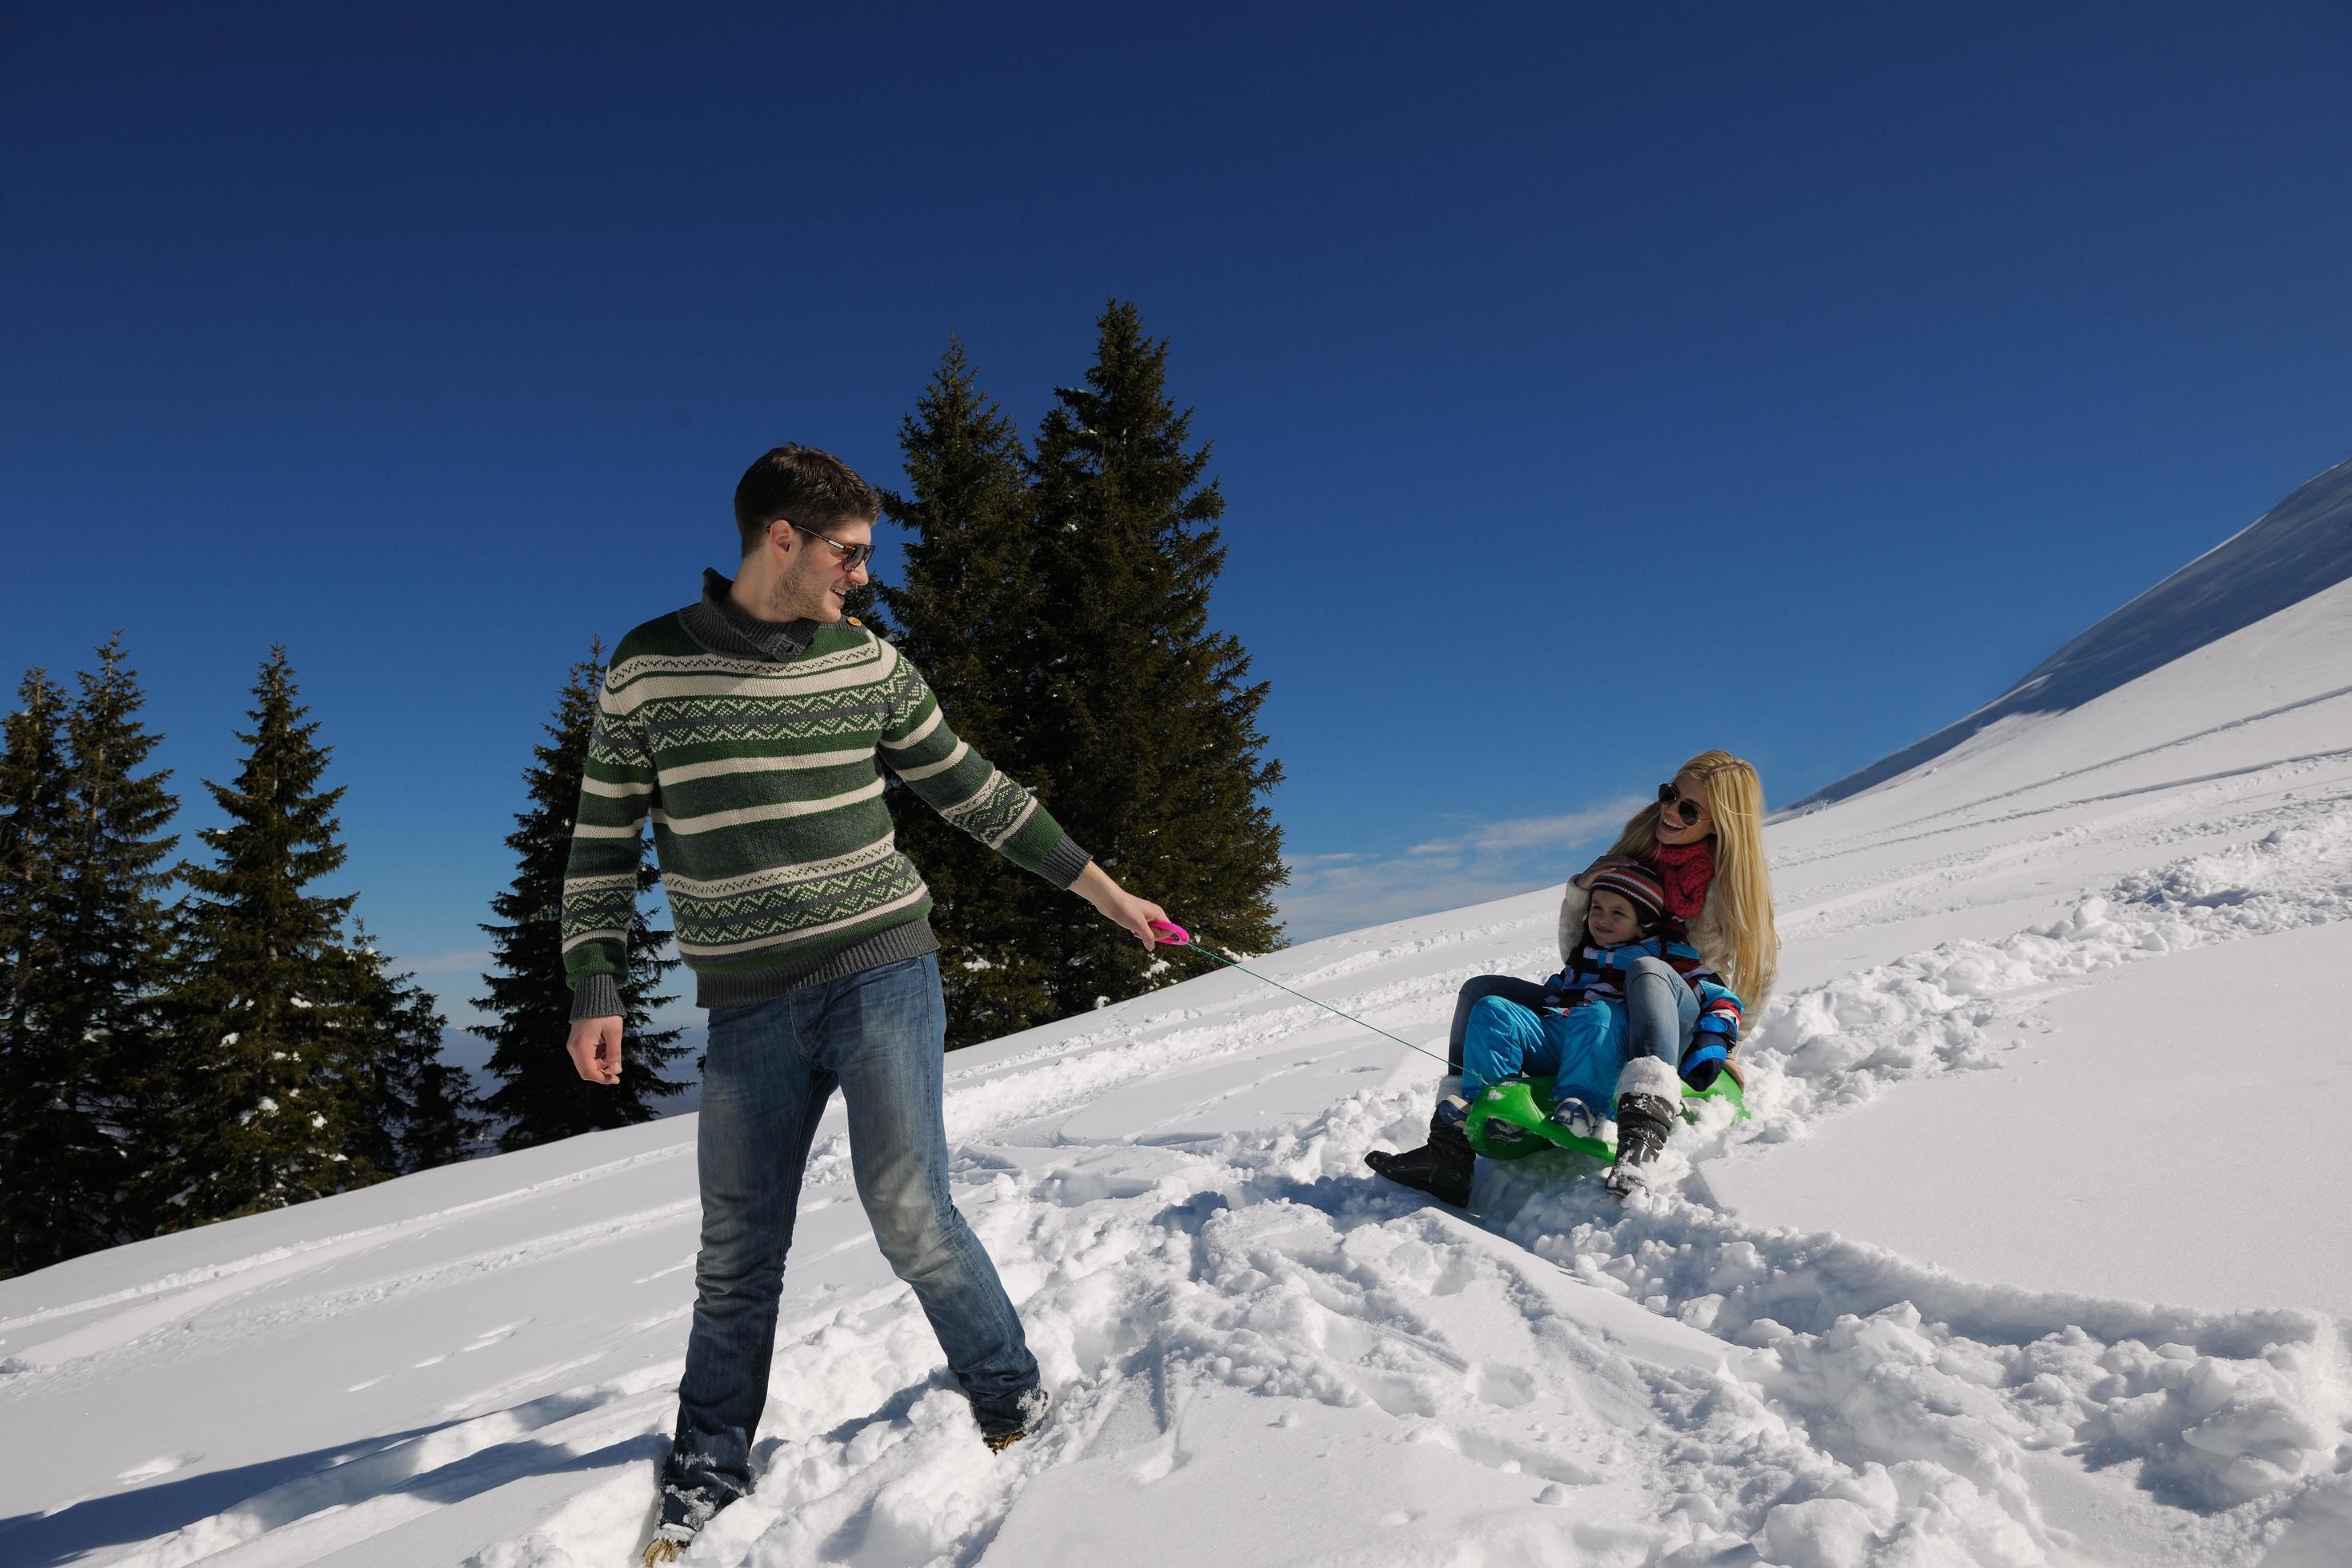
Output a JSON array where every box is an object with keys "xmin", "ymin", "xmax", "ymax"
[
  {"xmin": 1473, "ymin": 1362, "xmax": 1538, "ymax": 1408},
  {"xmin": 460, "ymin": 1319, "xmax": 530, "ymax": 1352}
]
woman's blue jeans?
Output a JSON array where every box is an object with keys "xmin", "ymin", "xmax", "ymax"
[
  {"xmin": 1448, "ymin": 959, "xmax": 1697, "ymax": 1083},
  {"xmin": 662, "ymin": 954, "xmax": 1038, "ymax": 1514},
  {"xmin": 1622, "ymin": 955, "xmax": 1701, "ymax": 1070}
]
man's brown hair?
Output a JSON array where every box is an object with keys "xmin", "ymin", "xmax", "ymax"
[{"xmin": 732, "ymin": 445, "xmax": 879, "ymax": 557}]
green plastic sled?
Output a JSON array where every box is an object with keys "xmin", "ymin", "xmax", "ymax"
[{"xmin": 1462, "ymin": 1071, "xmax": 1748, "ymax": 1162}]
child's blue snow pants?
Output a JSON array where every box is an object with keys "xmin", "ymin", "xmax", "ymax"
[{"xmin": 1459, "ymin": 994, "xmax": 1628, "ymax": 1111}]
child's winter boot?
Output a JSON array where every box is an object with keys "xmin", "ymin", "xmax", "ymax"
[{"xmin": 1548, "ymin": 1095, "xmax": 1601, "ymax": 1141}]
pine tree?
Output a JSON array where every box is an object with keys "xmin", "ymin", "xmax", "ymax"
[
  {"xmin": 154, "ymin": 648, "xmax": 372, "ymax": 1224},
  {"xmin": 874, "ymin": 340, "xmax": 1062, "ymax": 1047},
  {"xmin": 478, "ymin": 645, "xmax": 686, "ymax": 1150},
  {"xmin": 42, "ymin": 637, "xmax": 180, "ymax": 1258},
  {"xmin": 0, "ymin": 642, "xmax": 177, "ymax": 1273},
  {"xmin": 0, "ymin": 670, "xmax": 70, "ymax": 1057},
  {"xmin": 330, "ymin": 924, "xmax": 485, "ymax": 1174},
  {"xmin": 1025, "ymin": 301, "xmax": 1286, "ymax": 1010},
  {"xmin": 399, "ymin": 1039, "xmax": 485, "ymax": 1171},
  {"xmin": 0, "ymin": 669, "xmax": 74, "ymax": 1276}
]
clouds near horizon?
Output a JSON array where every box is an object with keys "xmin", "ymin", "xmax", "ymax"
[{"xmin": 1277, "ymin": 796, "xmax": 1643, "ymax": 943}]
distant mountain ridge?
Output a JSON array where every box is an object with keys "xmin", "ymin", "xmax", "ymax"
[{"xmin": 1788, "ymin": 454, "xmax": 2352, "ymax": 810}]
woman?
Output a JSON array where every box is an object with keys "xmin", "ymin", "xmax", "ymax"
[{"xmin": 1366, "ymin": 750, "xmax": 1779, "ymax": 1202}]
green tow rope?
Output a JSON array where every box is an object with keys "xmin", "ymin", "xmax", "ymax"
[{"xmin": 1150, "ymin": 921, "xmax": 1454, "ymax": 1069}]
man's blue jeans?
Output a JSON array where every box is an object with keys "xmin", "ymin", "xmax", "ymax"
[{"xmin": 662, "ymin": 954, "xmax": 1038, "ymax": 1517}]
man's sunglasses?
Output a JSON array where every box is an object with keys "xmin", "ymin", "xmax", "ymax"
[
  {"xmin": 784, "ymin": 519, "xmax": 876, "ymax": 571},
  {"xmin": 1658, "ymin": 782, "xmax": 1706, "ymax": 826}
]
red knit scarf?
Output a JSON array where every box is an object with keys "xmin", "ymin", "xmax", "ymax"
[{"xmin": 1649, "ymin": 837, "xmax": 1715, "ymax": 923}]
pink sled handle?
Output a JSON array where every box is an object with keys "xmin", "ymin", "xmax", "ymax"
[{"xmin": 1148, "ymin": 918, "xmax": 1191, "ymax": 946}]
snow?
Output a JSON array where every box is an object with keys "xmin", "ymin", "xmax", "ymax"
[
  {"xmin": 6, "ymin": 480, "xmax": 2352, "ymax": 1565},
  {"xmin": 1791, "ymin": 454, "xmax": 2352, "ymax": 808},
  {"xmin": 1710, "ymin": 919, "xmax": 2352, "ymax": 1318}
]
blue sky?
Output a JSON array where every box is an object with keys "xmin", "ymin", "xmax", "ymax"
[{"xmin": 5, "ymin": 2, "xmax": 2350, "ymax": 1030}]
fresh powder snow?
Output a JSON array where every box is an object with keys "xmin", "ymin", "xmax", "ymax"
[{"xmin": 4, "ymin": 466, "xmax": 2351, "ymax": 1566}]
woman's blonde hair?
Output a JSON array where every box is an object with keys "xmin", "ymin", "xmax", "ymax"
[{"xmin": 1606, "ymin": 750, "xmax": 1778, "ymax": 1002}]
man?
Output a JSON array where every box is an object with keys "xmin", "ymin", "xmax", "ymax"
[{"xmin": 562, "ymin": 444, "xmax": 1166, "ymax": 1563}]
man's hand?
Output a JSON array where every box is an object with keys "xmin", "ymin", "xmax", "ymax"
[
  {"xmin": 568, "ymin": 1015, "xmax": 624, "ymax": 1085},
  {"xmin": 1071, "ymin": 862, "xmax": 1170, "ymax": 948}
]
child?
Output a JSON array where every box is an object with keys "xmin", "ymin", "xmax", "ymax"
[{"xmin": 1455, "ymin": 865, "xmax": 1672, "ymax": 1142}]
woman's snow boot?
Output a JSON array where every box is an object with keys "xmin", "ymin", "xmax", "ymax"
[
  {"xmin": 1605, "ymin": 1092, "xmax": 1675, "ymax": 1197},
  {"xmin": 1605, "ymin": 1057, "xmax": 1682, "ymax": 1198},
  {"xmin": 1366, "ymin": 1097, "xmax": 1475, "ymax": 1207}
]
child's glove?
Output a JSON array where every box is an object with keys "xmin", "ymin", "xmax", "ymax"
[
  {"xmin": 1679, "ymin": 1037, "xmax": 1734, "ymax": 1090},
  {"xmin": 1678, "ymin": 1050, "xmax": 1746, "ymax": 1093}
]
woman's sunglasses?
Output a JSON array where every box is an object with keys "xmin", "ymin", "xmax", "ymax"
[{"xmin": 1658, "ymin": 782, "xmax": 1705, "ymax": 826}]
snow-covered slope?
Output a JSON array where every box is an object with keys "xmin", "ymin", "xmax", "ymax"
[
  {"xmin": 7, "ymin": 473, "xmax": 2352, "ymax": 1566},
  {"xmin": 1790, "ymin": 454, "xmax": 2352, "ymax": 808}
]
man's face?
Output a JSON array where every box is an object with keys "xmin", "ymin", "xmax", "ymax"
[
  {"xmin": 768, "ymin": 516, "xmax": 874, "ymax": 622},
  {"xmin": 1586, "ymin": 889, "xmax": 1645, "ymax": 947}
]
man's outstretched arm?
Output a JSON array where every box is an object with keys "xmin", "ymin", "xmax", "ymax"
[
  {"xmin": 1070, "ymin": 859, "xmax": 1170, "ymax": 948},
  {"xmin": 882, "ymin": 654, "xmax": 1169, "ymax": 946},
  {"xmin": 570, "ymin": 863, "xmax": 1164, "ymax": 1086}
]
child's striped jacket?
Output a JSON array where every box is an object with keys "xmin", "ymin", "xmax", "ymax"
[{"xmin": 1538, "ymin": 934, "xmax": 1744, "ymax": 1082}]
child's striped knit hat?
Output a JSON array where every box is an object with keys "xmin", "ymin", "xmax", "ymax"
[{"xmin": 1588, "ymin": 864, "xmax": 1668, "ymax": 927}]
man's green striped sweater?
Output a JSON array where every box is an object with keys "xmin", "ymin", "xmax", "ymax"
[{"xmin": 562, "ymin": 571, "xmax": 1091, "ymax": 1018}]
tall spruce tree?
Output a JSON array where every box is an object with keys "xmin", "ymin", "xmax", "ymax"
[
  {"xmin": 1025, "ymin": 301, "xmax": 1286, "ymax": 1010},
  {"xmin": 874, "ymin": 340, "xmax": 1062, "ymax": 1047},
  {"xmin": 154, "ymin": 648, "xmax": 374, "ymax": 1223},
  {"xmin": 34, "ymin": 637, "xmax": 179, "ymax": 1262},
  {"xmin": 478, "ymin": 645, "xmax": 686, "ymax": 1149},
  {"xmin": 0, "ymin": 669, "xmax": 74, "ymax": 1276},
  {"xmin": 0, "ymin": 670, "xmax": 71, "ymax": 1053}
]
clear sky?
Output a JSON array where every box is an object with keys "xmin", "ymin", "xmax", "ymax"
[{"xmin": 5, "ymin": 2, "xmax": 2349, "ymax": 1029}]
